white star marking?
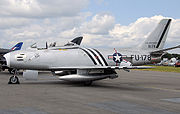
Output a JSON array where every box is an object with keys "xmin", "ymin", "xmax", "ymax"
[{"xmin": 114, "ymin": 54, "xmax": 121, "ymax": 62}]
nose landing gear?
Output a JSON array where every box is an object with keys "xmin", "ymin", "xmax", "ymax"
[{"xmin": 8, "ymin": 69, "xmax": 20, "ymax": 84}]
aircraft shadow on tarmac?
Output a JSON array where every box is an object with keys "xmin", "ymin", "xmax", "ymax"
[
  {"xmin": 19, "ymin": 79, "xmax": 152, "ymax": 92},
  {"xmin": 1, "ymin": 71, "xmax": 158, "ymax": 91}
]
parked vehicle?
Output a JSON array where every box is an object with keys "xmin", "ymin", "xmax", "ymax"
[{"xmin": 175, "ymin": 60, "xmax": 180, "ymax": 67}]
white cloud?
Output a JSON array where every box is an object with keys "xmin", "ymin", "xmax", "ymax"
[
  {"xmin": 0, "ymin": 0, "xmax": 89, "ymax": 18},
  {"xmin": 109, "ymin": 15, "xmax": 167, "ymax": 47},
  {"xmin": 55, "ymin": 13, "xmax": 115, "ymax": 47},
  {"xmin": 168, "ymin": 19, "xmax": 180, "ymax": 40},
  {"xmin": 0, "ymin": 17, "xmax": 31, "ymax": 29},
  {"xmin": 0, "ymin": 2, "xmax": 179, "ymax": 54},
  {"xmin": 80, "ymin": 15, "xmax": 179, "ymax": 53},
  {"xmin": 0, "ymin": 0, "xmax": 41, "ymax": 17},
  {"xmin": 13, "ymin": 31, "xmax": 40, "ymax": 39},
  {"xmin": 79, "ymin": 14, "xmax": 115, "ymax": 34},
  {"xmin": 108, "ymin": 16, "xmax": 180, "ymax": 52}
]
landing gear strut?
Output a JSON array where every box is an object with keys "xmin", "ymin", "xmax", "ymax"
[
  {"xmin": 8, "ymin": 69, "xmax": 20, "ymax": 84},
  {"xmin": 8, "ymin": 68, "xmax": 14, "ymax": 74}
]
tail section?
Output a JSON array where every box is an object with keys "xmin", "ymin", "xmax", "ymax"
[
  {"xmin": 64, "ymin": 36, "xmax": 83, "ymax": 46},
  {"xmin": 70, "ymin": 36, "xmax": 83, "ymax": 45},
  {"xmin": 140, "ymin": 19, "xmax": 171, "ymax": 50},
  {"xmin": 11, "ymin": 42, "xmax": 23, "ymax": 51}
]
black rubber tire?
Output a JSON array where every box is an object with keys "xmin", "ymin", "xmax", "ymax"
[
  {"xmin": 8, "ymin": 76, "xmax": 20, "ymax": 84},
  {"xmin": 84, "ymin": 81, "xmax": 92, "ymax": 86}
]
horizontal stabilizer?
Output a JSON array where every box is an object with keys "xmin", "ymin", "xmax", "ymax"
[{"xmin": 150, "ymin": 45, "xmax": 180, "ymax": 55}]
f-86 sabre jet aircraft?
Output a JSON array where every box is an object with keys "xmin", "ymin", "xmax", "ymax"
[{"xmin": 4, "ymin": 19, "xmax": 180, "ymax": 85}]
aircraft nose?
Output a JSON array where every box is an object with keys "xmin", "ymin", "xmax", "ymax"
[{"xmin": 4, "ymin": 53, "xmax": 10, "ymax": 67}]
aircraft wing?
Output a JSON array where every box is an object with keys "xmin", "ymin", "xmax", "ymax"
[
  {"xmin": 150, "ymin": 45, "xmax": 180, "ymax": 55},
  {"xmin": 51, "ymin": 66, "xmax": 153, "ymax": 83},
  {"xmin": 50, "ymin": 66, "xmax": 153, "ymax": 70}
]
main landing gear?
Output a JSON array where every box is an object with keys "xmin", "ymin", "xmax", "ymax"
[
  {"xmin": 8, "ymin": 69, "xmax": 20, "ymax": 84},
  {"xmin": 83, "ymin": 81, "xmax": 93, "ymax": 86}
]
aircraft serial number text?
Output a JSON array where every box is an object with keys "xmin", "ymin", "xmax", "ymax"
[{"xmin": 131, "ymin": 55, "xmax": 151, "ymax": 61}]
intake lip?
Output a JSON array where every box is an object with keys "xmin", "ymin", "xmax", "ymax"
[{"xmin": 4, "ymin": 53, "xmax": 10, "ymax": 67}]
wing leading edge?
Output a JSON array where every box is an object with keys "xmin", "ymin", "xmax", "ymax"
[{"xmin": 50, "ymin": 66, "xmax": 153, "ymax": 70}]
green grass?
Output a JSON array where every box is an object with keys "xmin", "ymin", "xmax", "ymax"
[{"xmin": 134, "ymin": 65, "xmax": 180, "ymax": 73}]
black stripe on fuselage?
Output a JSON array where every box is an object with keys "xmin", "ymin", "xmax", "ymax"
[
  {"xmin": 156, "ymin": 19, "xmax": 171, "ymax": 48},
  {"xmin": 87, "ymin": 48, "xmax": 103, "ymax": 66},
  {"xmin": 80, "ymin": 48, "xmax": 97, "ymax": 65},
  {"xmin": 93, "ymin": 49, "xmax": 108, "ymax": 66}
]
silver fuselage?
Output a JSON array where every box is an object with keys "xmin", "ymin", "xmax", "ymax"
[{"xmin": 4, "ymin": 47, "xmax": 158, "ymax": 70}]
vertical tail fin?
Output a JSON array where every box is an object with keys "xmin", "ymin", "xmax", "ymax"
[
  {"xmin": 11, "ymin": 42, "xmax": 23, "ymax": 51},
  {"xmin": 70, "ymin": 36, "xmax": 83, "ymax": 45},
  {"xmin": 140, "ymin": 19, "xmax": 171, "ymax": 49}
]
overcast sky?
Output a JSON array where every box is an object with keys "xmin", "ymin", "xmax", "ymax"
[{"xmin": 0, "ymin": 0, "xmax": 179, "ymax": 53}]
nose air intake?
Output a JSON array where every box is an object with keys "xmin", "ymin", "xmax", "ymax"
[{"xmin": 4, "ymin": 53, "xmax": 10, "ymax": 67}]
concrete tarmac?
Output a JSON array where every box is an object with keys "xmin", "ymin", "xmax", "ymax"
[{"xmin": 0, "ymin": 70, "xmax": 180, "ymax": 114}]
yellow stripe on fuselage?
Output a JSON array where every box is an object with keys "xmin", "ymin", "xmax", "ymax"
[{"xmin": 59, "ymin": 49, "xmax": 68, "ymax": 51}]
